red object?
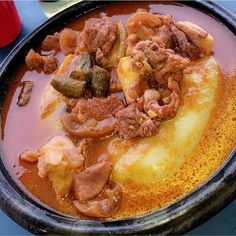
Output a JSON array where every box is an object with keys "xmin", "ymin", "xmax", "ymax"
[{"xmin": 0, "ymin": 1, "xmax": 21, "ymax": 48}]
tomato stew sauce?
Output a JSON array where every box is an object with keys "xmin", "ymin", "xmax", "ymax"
[{"xmin": 1, "ymin": 2, "xmax": 236, "ymax": 219}]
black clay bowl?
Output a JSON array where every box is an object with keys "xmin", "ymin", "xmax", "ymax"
[{"xmin": 0, "ymin": 1, "xmax": 236, "ymax": 235}]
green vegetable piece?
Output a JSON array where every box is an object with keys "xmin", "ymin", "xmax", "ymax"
[
  {"xmin": 91, "ymin": 66, "xmax": 110, "ymax": 97},
  {"xmin": 51, "ymin": 75, "xmax": 86, "ymax": 98},
  {"xmin": 70, "ymin": 53, "xmax": 93, "ymax": 82}
]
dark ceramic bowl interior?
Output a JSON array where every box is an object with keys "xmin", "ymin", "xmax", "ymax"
[{"xmin": 0, "ymin": 1, "xmax": 236, "ymax": 235}]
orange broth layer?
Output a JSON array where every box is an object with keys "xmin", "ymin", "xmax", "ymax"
[{"xmin": 1, "ymin": 2, "xmax": 236, "ymax": 219}]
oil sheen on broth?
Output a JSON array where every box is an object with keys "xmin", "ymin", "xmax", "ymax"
[{"xmin": 1, "ymin": 2, "xmax": 236, "ymax": 219}]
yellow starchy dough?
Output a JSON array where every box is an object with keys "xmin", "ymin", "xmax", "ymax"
[
  {"xmin": 111, "ymin": 56, "xmax": 219, "ymax": 183},
  {"xmin": 118, "ymin": 56, "xmax": 143, "ymax": 104},
  {"xmin": 107, "ymin": 20, "xmax": 127, "ymax": 68},
  {"xmin": 40, "ymin": 55, "xmax": 76, "ymax": 126}
]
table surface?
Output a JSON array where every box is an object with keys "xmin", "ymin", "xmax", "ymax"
[{"xmin": 0, "ymin": 1, "xmax": 235, "ymax": 235}]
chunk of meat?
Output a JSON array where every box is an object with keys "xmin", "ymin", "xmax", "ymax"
[
  {"xmin": 176, "ymin": 21, "xmax": 213, "ymax": 56},
  {"xmin": 130, "ymin": 39, "xmax": 189, "ymax": 84},
  {"xmin": 126, "ymin": 33, "xmax": 138, "ymax": 56},
  {"xmin": 176, "ymin": 21, "xmax": 207, "ymax": 43},
  {"xmin": 154, "ymin": 52, "xmax": 190, "ymax": 84},
  {"xmin": 127, "ymin": 34, "xmax": 189, "ymax": 85},
  {"xmin": 74, "ymin": 161, "xmax": 112, "ymax": 201},
  {"xmin": 60, "ymin": 113, "xmax": 117, "ymax": 139},
  {"xmin": 73, "ymin": 95, "xmax": 124, "ymax": 122},
  {"xmin": 37, "ymin": 135, "xmax": 85, "ymax": 176},
  {"xmin": 139, "ymin": 119, "xmax": 160, "ymax": 137},
  {"xmin": 17, "ymin": 81, "xmax": 33, "ymax": 107},
  {"xmin": 42, "ymin": 56, "xmax": 58, "ymax": 74},
  {"xmin": 126, "ymin": 12, "xmax": 162, "ymax": 40},
  {"xmin": 156, "ymin": 14, "xmax": 173, "ymax": 26},
  {"xmin": 152, "ymin": 25, "xmax": 173, "ymax": 49},
  {"xmin": 167, "ymin": 77, "xmax": 181, "ymax": 94},
  {"xmin": 21, "ymin": 137, "xmax": 87, "ymax": 198},
  {"xmin": 77, "ymin": 17, "xmax": 117, "ymax": 66},
  {"xmin": 21, "ymin": 135, "xmax": 86, "ymax": 198},
  {"xmin": 115, "ymin": 105, "xmax": 160, "ymax": 139},
  {"xmin": 144, "ymin": 78, "xmax": 181, "ymax": 120},
  {"xmin": 25, "ymin": 49, "xmax": 58, "ymax": 74},
  {"xmin": 130, "ymin": 40, "xmax": 169, "ymax": 75},
  {"xmin": 20, "ymin": 149, "xmax": 40, "ymax": 163},
  {"xmin": 41, "ymin": 32, "xmax": 60, "ymax": 51},
  {"xmin": 136, "ymin": 96, "xmax": 145, "ymax": 111},
  {"xmin": 145, "ymin": 92, "xmax": 180, "ymax": 120},
  {"xmin": 25, "ymin": 49, "xmax": 43, "ymax": 72},
  {"xmin": 60, "ymin": 28, "xmax": 79, "ymax": 55},
  {"xmin": 73, "ymin": 183, "xmax": 122, "ymax": 218},
  {"xmin": 143, "ymin": 89, "xmax": 161, "ymax": 104},
  {"xmin": 171, "ymin": 25, "xmax": 201, "ymax": 59},
  {"xmin": 126, "ymin": 12, "xmax": 173, "ymax": 45}
]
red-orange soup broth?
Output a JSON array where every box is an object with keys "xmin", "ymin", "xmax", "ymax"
[{"xmin": 1, "ymin": 2, "xmax": 236, "ymax": 219}]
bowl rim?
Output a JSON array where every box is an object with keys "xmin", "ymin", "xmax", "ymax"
[{"xmin": 0, "ymin": 0, "xmax": 236, "ymax": 235}]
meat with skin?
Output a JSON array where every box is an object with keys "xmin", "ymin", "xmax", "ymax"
[
  {"xmin": 115, "ymin": 105, "xmax": 160, "ymax": 139},
  {"xmin": 20, "ymin": 135, "xmax": 86, "ymax": 198},
  {"xmin": 73, "ymin": 183, "xmax": 122, "ymax": 218},
  {"xmin": 61, "ymin": 94, "xmax": 124, "ymax": 138},
  {"xmin": 176, "ymin": 21, "xmax": 214, "ymax": 56},
  {"xmin": 176, "ymin": 21, "xmax": 208, "ymax": 46},
  {"xmin": 74, "ymin": 161, "xmax": 112, "ymax": 201},
  {"xmin": 143, "ymin": 89, "xmax": 161, "ymax": 104},
  {"xmin": 126, "ymin": 12, "xmax": 173, "ymax": 50},
  {"xmin": 130, "ymin": 40, "xmax": 169, "ymax": 75},
  {"xmin": 145, "ymin": 91, "xmax": 180, "ymax": 120},
  {"xmin": 20, "ymin": 149, "xmax": 40, "ymax": 163},
  {"xmin": 144, "ymin": 78, "xmax": 181, "ymax": 120},
  {"xmin": 59, "ymin": 28, "xmax": 79, "ymax": 55},
  {"xmin": 139, "ymin": 119, "xmax": 160, "ymax": 137},
  {"xmin": 167, "ymin": 76, "xmax": 181, "ymax": 94},
  {"xmin": 154, "ymin": 51, "xmax": 190, "ymax": 84},
  {"xmin": 25, "ymin": 49, "xmax": 43, "ymax": 72},
  {"xmin": 73, "ymin": 94, "xmax": 124, "ymax": 122},
  {"xmin": 37, "ymin": 136, "xmax": 86, "ymax": 198},
  {"xmin": 171, "ymin": 25, "xmax": 201, "ymax": 59},
  {"xmin": 60, "ymin": 113, "xmax": 117, "ymax": 139},
  {"xmin": 152, "ymin": 25, "xmax": 173, "ymax": 49},
  {"xmin": 156, "ymin": 14, "xmax": 173, "ymax": 26},
  {"xmin": 126, "ymin": 12, "xmax": 162, "ymax": 40},
  {"xmin": 25, "ymin": 49, "xmax": 58, "ymax": 74},
  {"xmin": 77, "ymin": 17, "xmax": 117, "ymax": 66},
  {"xmin": 41, "ymin": 32, "xmax": 60, "ymax": 51},
  {"xmin": 129, "ymin": 39, "xmax": 189, "ymax": 85},
  {"xmin": 41, "ymin": 28, "xmax": 79, "ymax": 55},
  {"xmin": 37, "ymin": 135, "xmax": 85, "ymax": 178},
  {"xmin": 42, "ymin": 56, "xmax": 58, "ymax": 74}
]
